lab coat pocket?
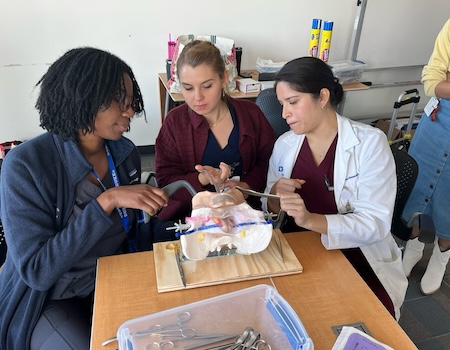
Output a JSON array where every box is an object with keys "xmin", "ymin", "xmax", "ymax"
[
  {"xmin": 373, "ymin": 250, "xmax": 407, "ymax": 314},
  {"xmin": 338, "ymin": 175, "xmax": 358, "ymax": 213},
  {"xmin": 367, "ymin": 236, "xmax": 401, "ymax": 263},
  {"xmin": 362, "ymin": 242, "xmax": 407, "ymax": 312}
]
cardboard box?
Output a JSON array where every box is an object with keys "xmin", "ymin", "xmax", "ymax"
[
  {"xmin": 374, "ymin": 119, "xmax": 400, "ymax": 141},
  {"xmin": 260, "ymin": 80, "xmax": 275, "ymax": 90},
  {"xmin": 236, "ymin": 78, "xmax": 261, "ymax": 93},
  {"xmin": 373, "ymin": 118, "xmax": 416, "ymax": 144}
]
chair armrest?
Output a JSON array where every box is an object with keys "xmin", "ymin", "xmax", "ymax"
[
  {"xmin": 141, "ymin": 171, "xmax": 158, "ymax": 187},
  {"xmin": 418, "ymin": 214, "xmax": 435, "ymax": 244},
  {"xmin": 142, "ymin": 180, "xmax": 198, "ymax": 224},
  {"xmin": 403, "ymin": 211, "xmax": 436, "ymax": 244},
  {"xmin": 0, "ymin": 220, "xmax": 6, "ymax": 266},
  {"xmin": 162, "ymin": 180, "xmax": 197, "ymax": 197}
]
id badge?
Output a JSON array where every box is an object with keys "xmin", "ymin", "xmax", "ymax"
[{"xmin": 424, "ymin": 96, "xmax": 439, "ymax": 117}]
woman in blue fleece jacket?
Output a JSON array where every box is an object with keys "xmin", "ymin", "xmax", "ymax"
[{"xmin": 0, "ymin": 48, "xmax": 173, "ymax": 350}]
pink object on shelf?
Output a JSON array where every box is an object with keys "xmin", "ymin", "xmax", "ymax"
[
  {"xmin": 168, "ymin": 33, "xmax": 176, "ymax": 59},
  {"xmin": 168, "ymin": 41, "xmax": 176, "ymax": 59}
]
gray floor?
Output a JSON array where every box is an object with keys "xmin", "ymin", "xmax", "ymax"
[
  {"xmin": 399, "ymin": 244, "xmax": 450, "ymax": 350},
  {"xmin": 139, "ymin": 152, "xmax": 450, "ymax": 350}
]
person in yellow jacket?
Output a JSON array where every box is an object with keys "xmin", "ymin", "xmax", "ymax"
[{"xmin": 402, "ymin": 18, "xmax": 450, "ymax": 295}]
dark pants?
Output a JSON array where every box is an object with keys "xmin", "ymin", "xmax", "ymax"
[{"xmin": 30, "ymin": 294, "xmax": 93, "ymax": 350}]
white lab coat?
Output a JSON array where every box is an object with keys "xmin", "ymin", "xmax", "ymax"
[{"xmin": 263, "ymin": 113, "xmax": 407, "ymax": 320}]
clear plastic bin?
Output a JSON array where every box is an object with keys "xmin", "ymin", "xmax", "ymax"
[
  {"xmin": 256, "ymin": 57, "xmax": 286, "ymax": 73},
  {"xmin": 116, "ymin": 284, "xmax": 313, "ymax": 350},
  {"xmin": 328, "ymin": 60, "xmax": 367, "ymax": 84}
]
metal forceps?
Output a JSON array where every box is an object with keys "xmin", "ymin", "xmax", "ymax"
[
  {"xmin": 102, "ymin": 311, "xmax": 237, "ymax": 347},
  {"xmin": 205, "ymin": 327, "xmax": 272, "ymax": 350},
  {"xmin": 247, "ymin": 340, "xmax": 272, "ymax": 350},
  {"xmin": 145, "ymin": 341, "xmax": 176, "ymax": 350},
  {"xmin": 206, "ymin": 327, "xmax": 254, "ymax": 350},
  {"xmin": 137, "ymin": 311, "xmax": 238, "ymax": 349},
  {"xmin": 144, "ymin": 332, "xmax": 240, "ymax": 350},
  {"xmin": 134, "ymin": 311, "xmax": 195, "ymax": 337}
]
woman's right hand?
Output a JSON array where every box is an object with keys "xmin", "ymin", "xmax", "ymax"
[
  {"xmin": 267, "ymin": 177, "xmax": 305, "ymax": 213},
  {"xmin": 271, "ymin": 178, "xmax": 306, "ymax": 195},
  {"xmin": 96, "ymin": 184, "xmax": 169, "ymax": 216},
  {"xmin": 195, "ymin": 162, "xmax": 231, "ymax": 188}
]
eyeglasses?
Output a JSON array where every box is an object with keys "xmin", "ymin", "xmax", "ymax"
[{"xmin": 115, "ymin": 95, "xmax": 140, "ymax": 112}]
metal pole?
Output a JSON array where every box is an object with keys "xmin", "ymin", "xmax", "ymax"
[{"xmin": 348, "ymin": 0, "xmax": 368, "ymax": 61}]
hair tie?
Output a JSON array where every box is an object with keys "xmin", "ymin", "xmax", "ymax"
[{"xmin": 334, "ymin": 77, "xmax": 341, "ymax": 94}]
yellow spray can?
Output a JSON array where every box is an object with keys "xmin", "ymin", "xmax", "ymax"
[
  {"xmin": 319, "ymin": 21, "xmax": 333, "ymax": 62},
  {"xmin": 308, "ymin": 18, "xmax": 322, "ymax": 57}
]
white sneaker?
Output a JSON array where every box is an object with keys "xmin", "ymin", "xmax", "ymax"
[
  {"xmin": 420, "ymin": 241, "xmax": 450, "ymax": 295},
  {"xmin": 402, "ymin": 238, "xmax": 425, "ymax": 277}
]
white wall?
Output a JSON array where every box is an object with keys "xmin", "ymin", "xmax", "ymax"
[
  {"xmin": 356, "ymin": 0, "xmax": 449, "ymax": 68},
  {"xmin": 0, "ymin": 0, "xmax": 429, "ymax": 146}
]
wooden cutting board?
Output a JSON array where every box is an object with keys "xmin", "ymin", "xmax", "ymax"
[{"xmin": 153, "ymin": 229, "xmax": 303, "ymax": 293}]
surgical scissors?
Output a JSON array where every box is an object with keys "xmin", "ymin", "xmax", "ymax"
[
  {"xmin": 134, "ymin": 311, "xmax": 194, "ymax": 336},
  {"xmin": 146, "ymin": 341, "xmax": 175, "ymax": 350},
  {"xmin": 101, "ymin": 312, "xmax": 237, "ymax": 347},
  {"xmin": 102, "ymin": 312, "xmax": 193, "ymax": 346},
  {"xmin": 135, "ymin": 311, "xmax": 238, "ymax": 350},
  {"xmin": 248, "ymin": 339, "xmax": 272, "ymax": 350},
  {"xmin": 204, "ymin": 327, "xmax": 272, "ymax": 350},
  {"xmin": 144, "ymin": 333, "xmax": 240, "ymax": 350}
]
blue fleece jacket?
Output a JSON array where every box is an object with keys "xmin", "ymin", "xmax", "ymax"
[{"xmin": 0, "ymin": 132, "xmax": 144, "ymax": 349}]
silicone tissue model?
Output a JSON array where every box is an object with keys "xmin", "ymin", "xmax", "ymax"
[{"xmin": 179, "ymin": 189, "xmax": 273, "ymax": 260}]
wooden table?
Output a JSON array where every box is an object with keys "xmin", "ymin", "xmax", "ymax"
[{"xmin": 90, "ymin": 232, "xmax": 416, "ymax": 350}]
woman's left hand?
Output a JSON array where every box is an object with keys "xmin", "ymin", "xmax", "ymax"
[
  {"xmin": 195, "ymin": 162, "xmax": 232, "ymax": 188},
  {"xmin": 279, "ymin": 192, "xmax": 311, "ymax": 228}
]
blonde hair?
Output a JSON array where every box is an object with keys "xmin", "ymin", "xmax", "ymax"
[{"xmin": 176, "ymin": 40, "xmax": 226, "ymax": 81}]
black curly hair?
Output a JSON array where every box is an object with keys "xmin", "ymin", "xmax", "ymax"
[{"xmin": 36, "ymin": 47, "xmax": 145, "ymax": 140}]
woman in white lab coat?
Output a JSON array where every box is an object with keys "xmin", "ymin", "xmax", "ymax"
[{"xmin": 263, "ymin": 57, "xmax": 407, "ymax": 320}]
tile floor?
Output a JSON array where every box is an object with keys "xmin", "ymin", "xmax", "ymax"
[
  {"xmin": 139, "ymin": 151, "xmax": 450, "ymax": 350},
  {"xmin": 399, "ymin": 244, "xmax": 450, "ymax": 350}
]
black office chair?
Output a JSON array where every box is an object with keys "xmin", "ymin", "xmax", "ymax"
[
  {"xmin": 0, "ymin": 158, "xmax": 6, "ymax": 266},
  {"xmin": 255, "ymin": 88, "xmax": 290, "ymax": 139},
  {"xmin": 0, "ymin": 220, "xmax": 4, "ymax": 267},
  {"xmin": 390, "ymin": 145, "xmax": 435, "ymax": 244},
  {"xmin": 142, "ymin": 170, "xmax": 158, "ymax": 187},
  {"xmin": 141, "ymin": 180, "xmax": 197, "ymax": 224}
]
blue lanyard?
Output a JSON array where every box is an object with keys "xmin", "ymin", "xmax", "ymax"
[{"xmin": 91, "ymin": 144, "xmax": 130, "ymax": 234}]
